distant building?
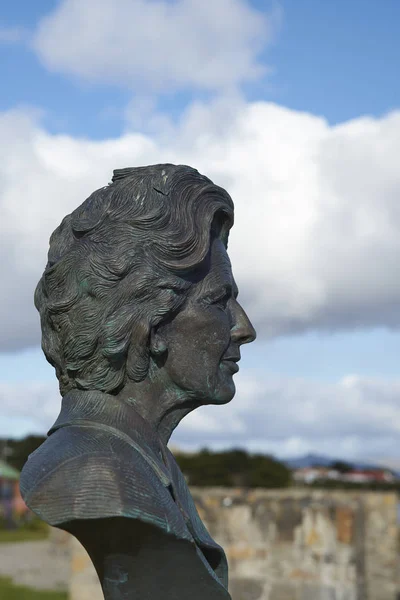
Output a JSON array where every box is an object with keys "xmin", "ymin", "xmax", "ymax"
[
  {"xmin": 293, "ymin": 466, "xmax": 340, "ymax": 483},
  {"xmin": 343, "ymin": 469, "xmax": 395, "ymax": 484},
  {"xmin": 0, "ymin": 460, "xmax": 28, "ymax": 524},
  {"xmin": 293, "ymin": 465, "xmax": 396, "ymax": 485}
]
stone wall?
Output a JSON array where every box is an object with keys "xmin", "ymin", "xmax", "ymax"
[
  {"xmin": 69, "ymin": 488, "xmax": 399, "ymax": 600},
  {"xmin": 192, "ymin": 488, "xmax": 398, "ymax": 600},
  {"xmin": 69, "ymin": 535, "xmax": 102, "ymax": 600}
]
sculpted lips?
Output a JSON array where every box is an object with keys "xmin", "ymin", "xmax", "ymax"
[{"xmin": 221, "ymin": 353, "xmax": 240, "ymax": 373}]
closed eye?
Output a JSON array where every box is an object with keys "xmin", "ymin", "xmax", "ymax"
[
  {"xmin": 201, "ymin": 286, "xmax": 231, "ymax": 310},
  {"xmin": 212, "ymin": 295, "xmax": 229, "ymax": 310}
]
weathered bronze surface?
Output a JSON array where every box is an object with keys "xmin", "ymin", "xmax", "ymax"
[{"xmin": 20, "ymin": 164, "xmax": 256, "ymax": 599}]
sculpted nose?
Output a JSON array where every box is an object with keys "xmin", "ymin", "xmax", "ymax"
[{"xmin": 231, "ymin": 302, "xmax": 256, "ymax": 345}]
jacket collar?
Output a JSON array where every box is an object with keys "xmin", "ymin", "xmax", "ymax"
[
  {"xmin": 49, "ymin": 389, "xmax": 170, "ymax": 483},
  {"xmin": 49, "ymin": 389, "xmax": 228, "ymax": 589}
]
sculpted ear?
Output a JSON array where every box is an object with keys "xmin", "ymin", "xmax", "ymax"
[{"xmin": 149, "ymin": 329, "xmax": 167, "ymax": 357}]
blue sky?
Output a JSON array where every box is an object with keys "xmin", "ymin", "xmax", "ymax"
[
  {"xmin": 2, "ymin": 1, "xmax": 400, "ymax": 133},
  {"xmin": 1, "ymin": 0, "xmax": 400, "ymax": 461}
]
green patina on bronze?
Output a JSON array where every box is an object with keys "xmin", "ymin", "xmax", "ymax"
[{"xmin": 20, "ymin": 164, "xmax": 256, "ymax": 599}]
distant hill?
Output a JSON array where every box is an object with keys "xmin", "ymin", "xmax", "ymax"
[
  {"xmin": 284, "ymin": 453, "xmax": 396, "ymax": 473},
  {"xmin": 284, "ymin": 453, "xmax": 335, "ymax": 469}
]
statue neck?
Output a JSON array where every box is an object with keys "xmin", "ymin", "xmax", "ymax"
[{"xmin": 117, "ymin": 378, "xmax": 200, "ymax": 446}]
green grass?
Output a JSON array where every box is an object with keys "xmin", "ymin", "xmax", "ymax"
[
  {"xmin": 0, "ymin": 518, "xmax": 50, "ymax": 543},
  {"xmin": 0, "ymin": 577, "xmax": 67, "ymax": 600},
  {"xmin": 0, "ymin": 528, "xmax": 49, "ymax": 543}
]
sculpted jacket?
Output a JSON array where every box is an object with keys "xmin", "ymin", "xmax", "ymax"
[{"xmin": 20, "ymin": 390, "xmax": 229, "ymax": 597}]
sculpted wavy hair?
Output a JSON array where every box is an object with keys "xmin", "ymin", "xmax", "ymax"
[{"xmin": 35, "ymin": 164, "xmax": 234, "ymax": 396}]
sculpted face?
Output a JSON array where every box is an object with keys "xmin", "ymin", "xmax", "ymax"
[{"xmin": 155, "ymin": 237, "xmax": 256, "ymax": 404}]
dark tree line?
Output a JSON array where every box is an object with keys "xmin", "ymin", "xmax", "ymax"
[
  {"xmin": 174, "ymin": 448, "xmax": 291, "ymax": 488},
  {"xmin": 2, "ymin": 437, "xmax": 291, "ymax": 488},
  {"xmin": 0, "ymin": 436, "xmax": 46, "ymax": 471}
]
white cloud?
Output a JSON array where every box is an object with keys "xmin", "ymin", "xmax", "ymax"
[
  {"xmin": 32, "ymin": 0, "xmax": 272, "ymax": 93},
  {"xmin": 3, "ymin": 100, "xmax": 400, "ymax": 351},
  {"xmin": 173, "ymin": 371, "xmax": 400, "ymax": 460},
  {"xmin": 0, "ymin": 381, "xmax": 59, "ymax": 437},
  {"xmin": 0, "ymin": 107, "xmax": 161, "ymax": 350},
  {"xmin": 3, "ymin": 372, "xmax": 400, "ymax": 461}
]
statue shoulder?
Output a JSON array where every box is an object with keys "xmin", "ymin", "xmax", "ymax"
[{"xmin": 20, "ymin": 425, "xmax": 190, "ymax": 541}]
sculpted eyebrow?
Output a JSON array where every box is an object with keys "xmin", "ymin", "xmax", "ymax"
[{"xmin": 201, "ymin": 284, "xmax": 232, "ymax": 302}]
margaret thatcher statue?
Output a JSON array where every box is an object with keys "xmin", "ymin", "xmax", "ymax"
[{"xmin": 20, "ymin": 164, "xmax": 256, "ymax": 599}]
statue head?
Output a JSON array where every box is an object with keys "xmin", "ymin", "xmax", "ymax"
[{"xmin": 35, "ymin": 164, "xmax": 255, "ymax": 408}]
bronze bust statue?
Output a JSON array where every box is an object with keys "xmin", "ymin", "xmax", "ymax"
[{"xmin": 20, "ymin": 164, "xmax": 256, "ymax": 599}]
